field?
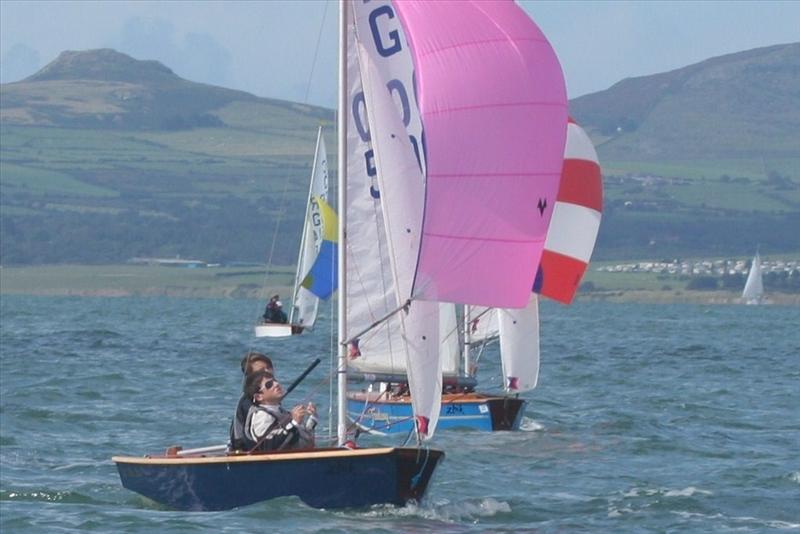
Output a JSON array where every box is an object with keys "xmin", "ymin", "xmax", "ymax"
[
  {"xmin": 2, "ymin": 259, "xmax": 798, "ymax": 305},
  {"xmin": 0, "ymin": 264, "xmax": 294, "ymax": 298}
]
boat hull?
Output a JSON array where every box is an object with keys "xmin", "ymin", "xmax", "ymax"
[
  {"xmin": 113, "ymin": 447, "xmax": 442, "ymax": 511},
  {"xmin": 347, "ymin": 392, "xmax": 526, "ymax": 433},
  {"xmin": 253, "ymin": 323, "xmax": 305, "ymax": 338}
]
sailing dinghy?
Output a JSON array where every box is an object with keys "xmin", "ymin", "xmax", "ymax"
[
  {"xmin": 255, "ymin": 126, "xmax": 336, "ymax": 338},
  {"xmin": 742, "ymin": 251, "xmax": 764, "ymax": 305},
  {"xmin": 345, "ymin": 1, "xmax": 570, "ymax": 434},
  {"xmin": 114, "ymin": 0, "xmax": 569, "ymax": 510},
  {"xmin": 351, "ymin": 119, "xmax": 603, "ymax": 433}
]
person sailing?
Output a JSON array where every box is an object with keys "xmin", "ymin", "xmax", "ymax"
[
  {"xmin": 262, "ymin": 294, "xmax": 288, "ymax": 324},
  {"xmin": 229, "ymin": 351, "xmax": 273, "ymax": 452},
  {"xmin": 243, "ymin": 370, "xmax": 317, "ymax": 451}
]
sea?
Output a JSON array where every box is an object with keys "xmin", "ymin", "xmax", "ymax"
[{"xmin": 1, "ymin": 295, "xmax": 798, "ymax": 532}]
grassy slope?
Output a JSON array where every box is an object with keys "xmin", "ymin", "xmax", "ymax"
[{"xmin": 0, "ymin": 264, "xmax": 294, "ymax": 298}]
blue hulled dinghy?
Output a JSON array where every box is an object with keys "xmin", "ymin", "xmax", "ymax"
[{"xmin": 113, "ymin": 446, "xmax": 442, "ymax": 511}]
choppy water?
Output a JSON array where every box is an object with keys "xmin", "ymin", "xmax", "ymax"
[{"xmin": 1, "ymin": 295, "xmax": 798, "ymax": 532}]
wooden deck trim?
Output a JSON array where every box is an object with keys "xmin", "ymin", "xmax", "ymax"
[{"xmin": 112, "ymin": 446, "xmax": 411, "ymax": 466}]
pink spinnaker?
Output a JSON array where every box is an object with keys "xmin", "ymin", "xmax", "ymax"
[{"xmin": 394, "ymin": 0, "xmax": 568, "ymax": 309}]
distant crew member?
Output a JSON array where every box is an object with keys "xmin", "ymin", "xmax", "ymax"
[{"xmin": 263, "ymin": 294, "xmax": 288, "ymax": 324}]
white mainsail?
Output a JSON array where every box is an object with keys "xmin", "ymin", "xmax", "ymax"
[
  {"xmin": 498, "ymin": 294, "xmax": 540, "ymax": 393},
  {"xmin": 355, "ymin": 37, "xmax": 443, "ymax": 434},
  {"xmin": 742, "ymin": 252, "xmax": 764, "ymax": 304},
  {"xmin": 290, "ymin": 127, "xmax": 330, "ymax": 328}
]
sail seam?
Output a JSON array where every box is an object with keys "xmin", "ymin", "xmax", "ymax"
[
  {"xmin": 428, "ymin": 172, "xmax": 559, "ymax": 178},
  {"xmin": 416, "ymin": 37, "xmax": 549, "ymax": 59},
  {"xmin": 422, "ymin": 100, "xmax": 566, "ymax": 116},
  {"xmin": 423, "ymin": 232, "xmax": 543, "ymax": 244}
]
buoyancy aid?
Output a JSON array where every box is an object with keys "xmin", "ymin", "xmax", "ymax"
[
  {"xmin": 244, "ymin": 403, "xmax": 314, "ymax": 451},
  {"xmin": 228, "ymin": 395, "xmax": 255, "ymax": 451}
]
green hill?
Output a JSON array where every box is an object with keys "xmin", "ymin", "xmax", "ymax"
[
  {"xmin": 572, "ymin": 42, "xmax": 800, "ymax": 162},
  {"xmin": 1, "ymin": 49, "xmax": 333, "ymax": 265},
  {"xmin": 1, "ymin": 46, "xmax": 799, "ymax": 266},
  {"xmin": 570, "ymin": 43, "xmax": 800, "ymax": 259}
]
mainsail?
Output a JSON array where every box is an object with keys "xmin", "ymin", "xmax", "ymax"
[
  {"xmin": 290, "ymin": 126, "xmax": 332, "ymax": 328},
  {"xmin": 742, "ymin": 252, "xmax": 764, "ymax": 304}
]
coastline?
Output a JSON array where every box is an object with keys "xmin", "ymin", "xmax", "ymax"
[{"xmin": 2, "ymin": 265, "xmax": 798, "ymax": 304}]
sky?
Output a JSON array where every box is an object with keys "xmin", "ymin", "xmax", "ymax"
[{"xmin": 1, "ymin": 0, "xmax": 798, "ymax": 108}]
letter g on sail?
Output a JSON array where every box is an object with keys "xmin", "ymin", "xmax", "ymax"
[{"xmin": 369, "ymin": 5, "xmax": 401, "ymax": 57}]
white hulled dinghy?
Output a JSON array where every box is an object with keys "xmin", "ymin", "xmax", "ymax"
[{"xmin": 255, "ymin": 126, "xmax": 337, "ymax": 338}]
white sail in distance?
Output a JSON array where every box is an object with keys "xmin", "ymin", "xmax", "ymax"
[
  {"xmin": 290, "ymin": 127, "xmax": 330, "ymax": 328},
  {"xmin": 742, "ymin": 252, "xmax": 764, "ymax": 304}
]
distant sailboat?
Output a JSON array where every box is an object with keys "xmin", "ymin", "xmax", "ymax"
[
  {"xmin": 255, "ymin": 126, "xmax": 337, "ymax": 338},
  {"xmin": 742, "ymin": 251, "xmax": 764, "ymax": 305}
]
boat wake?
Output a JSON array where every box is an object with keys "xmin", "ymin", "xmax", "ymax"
[
  {"xmin": 349, "ymin": 497, "xmax": 512, "ymax": 522},
  {"xmin": 519, "ymin": 417, "xmax": 544, "ymax": 431},
  {"xmin": 0, "ymin": 489, "xmax": 98, "ymax": 505},
  {"xmin": 671, "ymin": 511, "xmax": 800, "ymax": 530}
]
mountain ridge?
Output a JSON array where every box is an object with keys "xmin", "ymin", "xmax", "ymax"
[
  {"xmin": 2, "ymin": 48, "xmax": 329, "ymax": 131},
  {"xmin": 571, "ymin": 42, "xmax": 800, "ymax": 160},
  {"xmin": 1, "ymin": 45, "xmax": 798, "ymax": 265}
]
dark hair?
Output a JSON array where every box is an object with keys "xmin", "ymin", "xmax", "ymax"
[
  {"xmin": 240, "ymin": 351, "xmax": 273, "ymax": 374},
  {"xmin": 244, "ymin": 370, "xmax": 274, "ymax": 400}
]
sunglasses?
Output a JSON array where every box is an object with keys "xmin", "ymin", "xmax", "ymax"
[{"xmin": 259, "ymin": 379, "xmax": 277, "ymax": 392}]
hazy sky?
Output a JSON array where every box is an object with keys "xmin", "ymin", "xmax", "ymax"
[{"xmin": 1, "ymin": 0, "xmax": 798, "ymax": 107}]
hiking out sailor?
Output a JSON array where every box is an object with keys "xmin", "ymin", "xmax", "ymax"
[
  {"xmin": 229, "ymin": 352, "xmax": 273, "ymax": 452},
  {"xmin": 243, "ymin": 370, "xmax": 316, "ymax": 452}
]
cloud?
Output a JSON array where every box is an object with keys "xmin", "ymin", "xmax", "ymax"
[{"xmin": 113, "ymin": 16, "xmax": 232, "ymax": 87}]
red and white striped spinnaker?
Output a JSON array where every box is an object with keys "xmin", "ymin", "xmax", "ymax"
[
  {"xmin": 498, "ymin": 119, "xmax": 602, "ymax": 393},
  {"xmin": 536, "ymin": 118, "xmax": 603, "ymax": 304}
]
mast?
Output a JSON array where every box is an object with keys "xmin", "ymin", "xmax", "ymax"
[
  {"xmin": 290, "ymin": 126, "xmax": 324, "ymax": 325},
  {"xmin": 463, "ymin": 307, "xmax": 471, "ymax": 377},
  {"xmin": 336, "ymin": 0, "xmax": 348, "ymax": 446}
]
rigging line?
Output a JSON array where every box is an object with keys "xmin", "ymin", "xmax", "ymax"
[
  {"xmin": 252, "ymin": 173, "xmax": 293, "ymax": 330},
  {"xmin": 303, "ymin": 0, "xmax": 329, "ymax": 105},
  {"xmin": 342, "ymin": 299, "xmax": 411, "ymax": 347},
  {"xmin": 472, "ymin": 334, "xmax": 496, "ymax": 375}
]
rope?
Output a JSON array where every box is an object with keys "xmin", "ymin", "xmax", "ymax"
[
  {"xmin": 303, "ymin": 1, "xmax": 329, "ymax": 105},
  {"xmin": 410, "ymin": 447, "xmax": 430, "ymax": 489},
  {"xmin": 252, "ymin": 174, "xmax": 292, "ymax": 331}
]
